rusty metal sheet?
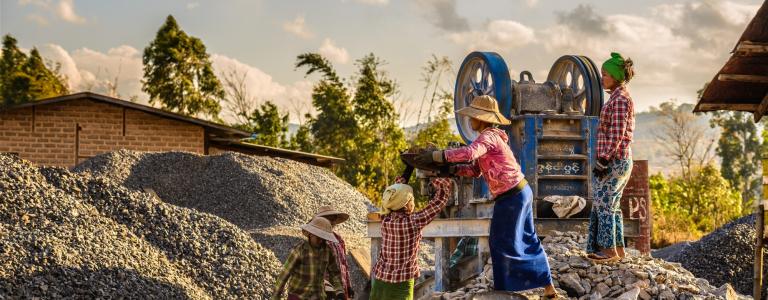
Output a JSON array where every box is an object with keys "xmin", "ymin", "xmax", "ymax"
[{"xmin": 619, "ymin": 160, "xmax": 651, "ymax": 254}]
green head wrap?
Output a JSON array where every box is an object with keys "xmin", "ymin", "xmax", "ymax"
[{"xmin": 602, "ymin": 52, "xmax": 625, "ymax": 82}]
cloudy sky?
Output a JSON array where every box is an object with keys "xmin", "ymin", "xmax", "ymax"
[{"xmin": 0, "ymin": 0, "xmax": 762, "ymax": 125}]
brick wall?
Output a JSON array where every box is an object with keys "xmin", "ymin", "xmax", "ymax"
[{"xmin": 0, "ymin": 99, "xmax": 204, "ymax": 167}]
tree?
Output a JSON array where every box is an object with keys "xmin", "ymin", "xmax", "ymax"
[
  {"xmin": 411, "ymin": 92, "xmax": 461, "ymax": 149},
  {"xmin": 709, "ymin": 111, "xmax": 760, "ymax": 211},
  {"xmin": 295, "ymin": 53, "xmax": 359, "ymax": 163},
  {"xmin": 651, "ymin": 101, "xmax": 716, "ymax": 179},
  {"xmin": 0, "ymin": 35, "xmax": 68, "ymax": 106},
  {"xmin": 416, "ymin": 55, "xmax": 452, "ymax": 125},
  {"xmin": 241, "ymin": 101, "xmax": 290, "ymax": 148},
  {"xmin": 220, "ymin": 67, "xmax": 255, "ymax": 126},
  {"xmin": 142, "ymin": 15, "xmax": 224, "ymax": 119},
  {"xmin": 350, "ymin": 54, "xmax": 407, "ymax": 201},
  {"xmin": 650, "ymin": 165, "xmax": 743, "ymax": 247}
]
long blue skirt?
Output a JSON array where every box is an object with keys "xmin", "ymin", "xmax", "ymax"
[{"xmin": 490, "ymin": 185, "xmax": 552, "ymax": 291}]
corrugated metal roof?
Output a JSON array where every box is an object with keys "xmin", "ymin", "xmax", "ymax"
[{"xmin": 693, "ymin": 1, "xmax": 768, "ymax": 120}]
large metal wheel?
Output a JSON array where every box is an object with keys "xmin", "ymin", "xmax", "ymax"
[
  {"xmin": 454, "ymin": 52, "xmax": 512, "ymax": 143},
  {"xmin": 577, "ymin": 55, "xmax": 605, "ymax": 115},
  {"xmin": 547, "ymin": 55, "xmax": 603, "ymax": 116}
]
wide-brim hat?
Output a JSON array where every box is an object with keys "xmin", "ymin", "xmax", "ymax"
[
  {"xmin": 456, "ymin": 95, "xmax": 511, "ymax": 125},
  {"xmin": 301, "ymin": 217, "xmax": 339, "ymax": 243},
  {"xmin": 315, "ymin": 205, "xmax": 349, "ymax": 225}
]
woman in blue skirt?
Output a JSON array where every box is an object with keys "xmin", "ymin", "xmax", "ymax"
[{"xmin": 416, "ymin": 95, "xmax": 558, "ymax": 297}]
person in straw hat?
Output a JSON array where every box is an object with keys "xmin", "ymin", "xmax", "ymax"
[
  {"xmin": 414, "ymin": 95, "xmax": 559, "ymax": 298},
  {"xmin": 370, "ymin": 178, "xmax": 452, "ymax": 300},
  {"xmin": 313, "ymin": 206, "xmax": 354, "ymax": 299},
  {"xmin": 272, "ymin": 216, "xmax": 345, "ymax": 300}
]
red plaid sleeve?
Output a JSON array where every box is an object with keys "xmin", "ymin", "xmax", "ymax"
[
  {"xmin": 411, "ymin": 178, "xmax": 451, "ymax": 228},
  {"xmin": 596, "ymin": 87, "xmax": 634, "ymax": 160}
]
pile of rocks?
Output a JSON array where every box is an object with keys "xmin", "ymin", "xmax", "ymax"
[
  {"xmin": 668, "ymin": 215, "xmax": 759, "ymax": 296},
  {"xmin": 74, "ymin": 150, "xmax": 377, "ymax": 293},
  {"xmin": 0, "ymin": 153, "xmax": 281, "ymax": 299},
  {"xmin": 431, "ymin": 231, "xmax": 744, "ymax": 300}
]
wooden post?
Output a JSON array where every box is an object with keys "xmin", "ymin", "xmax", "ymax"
[
  {"xmin": 434, "ymin": 237, "xmax": 450, "ymax": 291},
  {"xmin": 370, "ymin": 237, "xmax": 381, "ymax": 284},
  {"xmin": 477, "ymin": 237, "xmax": 490, "ymax": 274},
  {"xmin": 756, "ymin": 163, "xmax": 768, "ymax": 300},
  {"xmin": 756, "ymin": 203, "xmax": 764, "ymax": 300}
]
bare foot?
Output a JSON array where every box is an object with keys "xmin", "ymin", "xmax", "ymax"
[
  {"xmin": 617, "ymin": 247, "xmax": 626, "ymax": 258},
  {"xmin": 543, "ymin": 284, "xmax": 559, "ymax": 298}
]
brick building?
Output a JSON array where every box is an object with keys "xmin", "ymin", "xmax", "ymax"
[{"xmin": 0, "ymin": 92, "xmax": 342, "ymax": 167}]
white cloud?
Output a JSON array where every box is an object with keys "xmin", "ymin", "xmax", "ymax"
[
  {"xmin": 525, "ymin": 0, "xmax": 539, "ymax": 7},
  {"xmin": 36, "ymin": 44, "xmax": 315, "ymax": 123},
  {"xmin": 283, "ymin": 15, "xmax": 314, "ymax": 39},
  {"xmin": 25, "ymin": 14, "xmax": 49, "ymax": 26},
  {"xmin": 211, "ymin": 54, "xmax": 315, "ymax": 123},
  {"xmin": 539, "ymin": 1, "xmax": 759, "ymax": 108},
  {"xmin": 19, "ymin": 0, "xmax": 86, "ymax": 24},
  {"xmin": 56, "ymin": 0, "xmax": 85, "ymax": 23},
  {"xmin": 186, "ymin": 2, "xmax": 200, "ymax": 10},
  {"xmin": 37, "ymin": 44, "xmax": 146, "ymax": 103},
  {"xmin": 318, "ymin": 38, "xmax": 350, "ymax": 64},
  {"xmin": 352, "ymin": 0, "xmax": 389, "ymax": 6},
  {"xmin": 448, "ymin": 20, "xmax": 536, "ymax": 52}
]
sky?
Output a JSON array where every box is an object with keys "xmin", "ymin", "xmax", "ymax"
[{"xmin": 0, "ymin": 0, "xmax": 763, "ymax": 125}]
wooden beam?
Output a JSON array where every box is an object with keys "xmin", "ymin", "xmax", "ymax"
[
  {"xmin": 696, "ymin": 103, "xmax": 759, "ymax": 111},
  {"xmin": 736, "ymin": 41, "xmax": 768, "ymax": 55},
  {"xmin": 434, "ymin": 237, "xmax": 450, "ymax": 291},
  {"xmin": 367, "ymin": 219, "xmax": 491, "ymax": 238},
  {"xmin": 753, "ymin": 93, "xmax": 768, "ymax": 122},
  {"xmin": 718, "ymin": 74, "xmax": 768, "ymax": 84}
]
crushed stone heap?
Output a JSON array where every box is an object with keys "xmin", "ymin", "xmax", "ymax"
[
  {"xmin": 430, "ymin": 231, "xmax": 745, "ymax": 300},
  {"xmin": 0, "ymin": 153, "xmax": 281, "ymax": 299}
]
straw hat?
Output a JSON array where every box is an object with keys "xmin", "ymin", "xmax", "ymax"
[
  {"xmin": 314, "ymin": 205, "xmax": 349, "ymax": 225},
  {"xmin": 301, "ymin": 217, "xmax": 339, "ymax": 243},
  {"xmin": 456, "ymin": 95, "xmax": 511, "ymax": 125}
]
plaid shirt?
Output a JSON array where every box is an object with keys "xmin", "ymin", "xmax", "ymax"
[
  {"xmin": 272, "ymin": 241, "xmax": 342, "ymax": 300},
  {"xmin": 373, "ymin": 178, "xmax": 452, "ymax": 283},
  {"xmin": 596, "ymin": 85, "xmax": 635, "ymax": 161},
  {"xmin": 326, "ymin": 233, "xmax": 352, "ymax": 299},
  {"xmin": 449, "ymin": 237, "xmax": 478, "ymax": 268}
]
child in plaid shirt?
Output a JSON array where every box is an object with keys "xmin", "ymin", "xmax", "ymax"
[
  {"xmin": 370, "ymin": 177, "xmax": 452, "ymax": 300},
  {"xmin": 272, "ymin": 216, "xmax": 345, "ymax": 300}
]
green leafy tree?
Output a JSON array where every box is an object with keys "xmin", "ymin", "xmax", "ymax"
[
  {"xmin": 142, "ymin": 15, "xmax": 224, "ymax": 118},
  {"xmin": 650, "ymin": 165, "xmax": 743, "ymax": 247},
  {"xmin": 0, "ymin": 35, "xmax": 68, "ymax": 106},
  {"xmin": 351, "ymin": 54, "xmax": 407, "ymax": 201},
  {"xmin": 241, "ymin": 101, "xmax": 290, "ymax": 148},
  {"xmin": 288, "ymin": 121, "xmax": 315, "ymax": 153},
  {"xmin": 709, "ymin": 111, "xmax": 760, "ymax": 211},
  {"xmin": 411, "ymin": 91, "xmax": 461, "ymax": 149},
  {"xmin": 295, "ymin": 53, "xmax": 360, "ymax": 178}
]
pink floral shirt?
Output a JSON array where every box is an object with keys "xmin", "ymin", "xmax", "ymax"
[{"xmin": 444, "ymin": 127, "xmax": 524, "ymax": 198}]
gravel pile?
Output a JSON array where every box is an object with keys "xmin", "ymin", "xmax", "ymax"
[
  {"xmin": 0, "ymin": 153, "xmax": 281, "ymax": 299},
  {"xmin": 431, "ymin": 231, "xmax": 744, "ymax": 300},
  {"xmin": 74, "ymin": 150, "xmax": 377, "ymax": 294},
  {"xmin": 668, "ymin": 215, "xmax": 759, "ymax": 296},
  {"xmin": 74, "ymin": 150, "xmax": 374, "ymax": 233}
]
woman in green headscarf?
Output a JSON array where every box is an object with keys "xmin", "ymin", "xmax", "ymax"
[{"xmin": 587, "ymin": 52, "xmax": 636, "ymax": 263}]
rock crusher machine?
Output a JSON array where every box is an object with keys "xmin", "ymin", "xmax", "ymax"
[{"xmin": 367, "ymin": 52, "xmax": 651, "ymax": 297}]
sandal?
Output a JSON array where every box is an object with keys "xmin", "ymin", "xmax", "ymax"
[{"xmin": 588, "ymin": 252, "xmax": 620, "ymax": 263}]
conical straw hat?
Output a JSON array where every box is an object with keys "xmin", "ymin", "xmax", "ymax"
[
  {"xmin": 301, "ymin": 216, "xmax": 338, "ymax": 243},
  {"xmin": 314, "ymin": 205, "xmax": 349, "ymax": 225},
  {"xmin": 456, "ymin": 95, "xmax": 511, "ymax": 125}
]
